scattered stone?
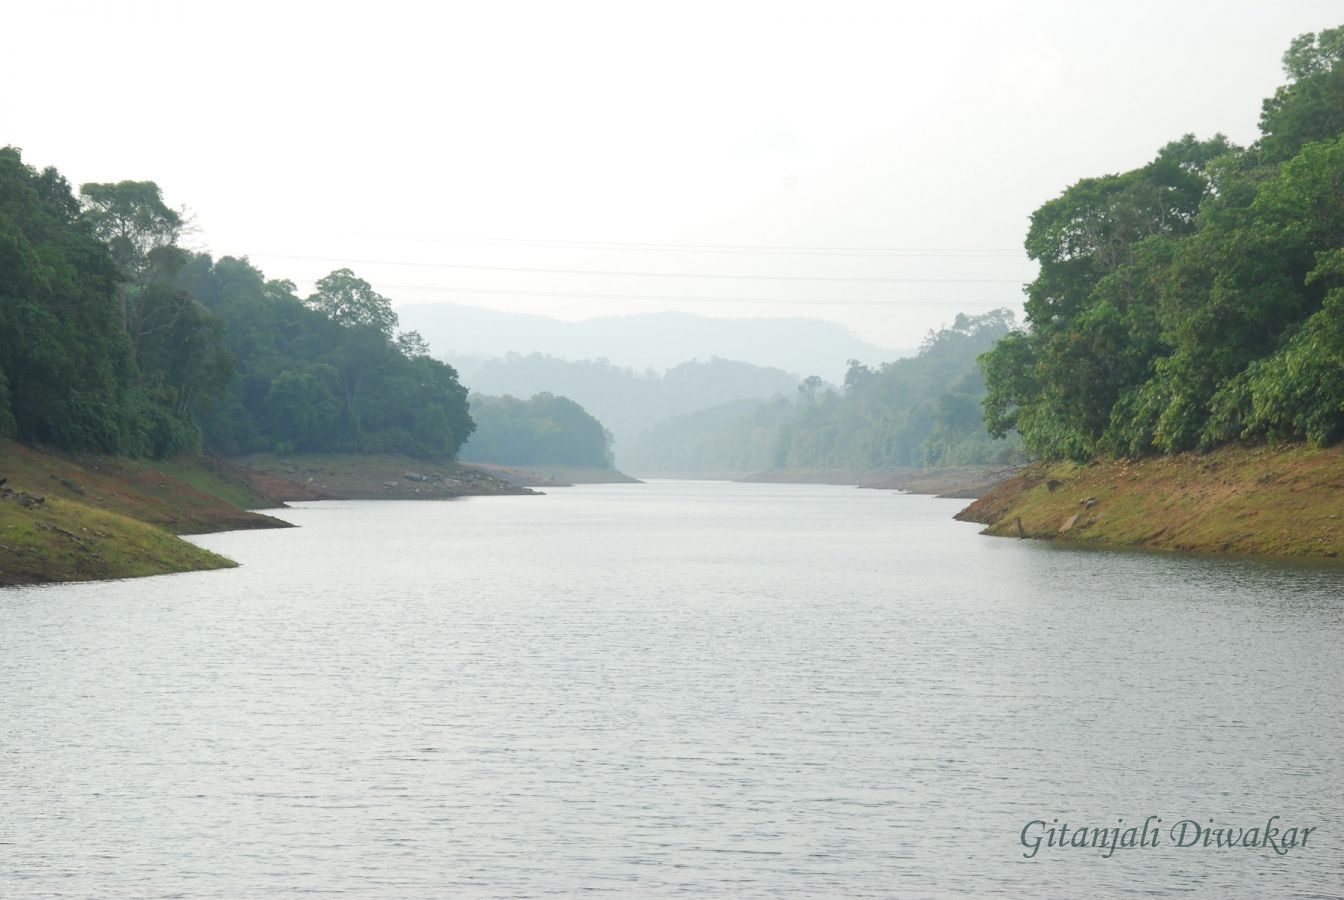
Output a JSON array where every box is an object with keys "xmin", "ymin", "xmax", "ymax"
[
  {"xmin": 404, "ymin": 472, "xmax": 425, "ymax": 482},
  {"xmin": 1080, "ymin": 496, "xmax": 1096, "ymax": 507},
  {"xmin": 1046, "ymin": 479, "xmax": 1062, "ymax": 492},
  {"xmin": 51, "ymin": 475, "xmax": 86, "ymax": 495},
  {"xmin": 1060, "ymin": 513, "xmax": 1081, "ymax": 533}
]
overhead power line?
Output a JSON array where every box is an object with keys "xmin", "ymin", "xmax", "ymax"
[
  {"xmin": 252, "ymin": 252, "xmax": 1028, "ymax": 285},
  {"xmin": 340, "ymin": 232, "xmax": 1026, "ymax": 258},
  {"xmin": 379, "ymin": 284, "xmax": 1021, "ymax": 308}
]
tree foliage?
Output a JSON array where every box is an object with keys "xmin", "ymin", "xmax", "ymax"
[
  {"xmin": 0, "ymin": 146, "xmax": 475, "ymax": 462},
  {"xmin": 176, "ymin": 256, "xmax": 473, "ymax": 458},
  {"xmin": 305, "ymin": 268, "xmax": 399, "ymax": 337},
  {"xmin": 0, "ymin": 148, "xmax": 141, "ymax": 452},
  {"xmin": 79, "ymin": 180, "xmax": 185, "ymax": 287},
  {"xmin": 460, "ymin": 392, "xmax": 612, "ymax": 467},
  {"xmin": 980, "ymin": 27, "xmax": 1344, "ymax": 460}
]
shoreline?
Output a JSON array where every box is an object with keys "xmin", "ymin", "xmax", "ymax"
[
  {"xmin": 226, "ymin": 453, "xmax": 543, "ymax": 501},
  {"xmin": 955, "ymin": 445, "xmax": 1344, "ymax": 559},
  {"xmin": 1, "ymin": 446, "xmax": 561, "ymax": 587},
  {"xmin": 736, "ymin": 465, "xmax": 1023, "ymax": 499},
  {"xmin": 465, "ymin": 462, "xmax": 642, "ymax": 488},
  {"xmin": 12, "ymin": 440, "xmax": 1343, "ymax": 585},
  {"xmin": 1, "ymin": 441, "xmax": 292, "ymax": 587}
]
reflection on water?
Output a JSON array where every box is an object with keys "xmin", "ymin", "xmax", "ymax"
[{"xmin": 1, "ymin": 481, "xmax": 1341, "ymax": 897}]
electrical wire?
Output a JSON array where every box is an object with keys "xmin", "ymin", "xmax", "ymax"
[
  {"xmin": 377, "ymin": 284, "xmax": 1020, "ymax": 307},
  {"xmin": 332, "ymin": 232, "xmax": 1025, "ymax": 258},
  {"xmin": 250, "ymin": 252, "xmax": 1029, "ymax": 285}
]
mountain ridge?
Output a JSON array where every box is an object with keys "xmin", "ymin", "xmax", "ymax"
[{"xmin": 396, "ymin": 303, "xmax": 906, "ymax": 382}]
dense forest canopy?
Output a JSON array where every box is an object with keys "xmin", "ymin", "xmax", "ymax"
[
  {"xmin": 0, "ymin": 148, "xmax": 476, "ymax": 461},
  {"xmin": 980, "ymin": 26, "xmax": 1344, "ymax": 460},
  {"xmin": 625, "ymin": 310, "xmax": 1023, "ymax": 473},
  {"xmin": 461, "ymin": 392, "xmax": 613, "ymax": 468},
  {"xmin": 175, "ymin": 256, "xmax": 474, "ymax": 458},
  {"xmin": 0, "ymin": 151, "xmax": 217, "ymax": 456}
]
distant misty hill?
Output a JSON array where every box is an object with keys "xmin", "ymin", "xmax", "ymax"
[
  {"xmin": 395, "ymin": 303, "xmax": 903, "ymax": 382},
  {"xmin": 453, "ymin": 355, "xmax": 803, "ymax": 467},
  {"xmin": 623, "ymin": 310, "xmax": 1026, "ymax": 475}
]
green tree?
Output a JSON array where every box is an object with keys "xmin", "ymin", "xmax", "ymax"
[
  {"xmin": 1258, "ymin": 27, "xmax": 1344, "ymax": 162},
  {"xmin": 979, "ymin": 27, "xmax": 1344, "ymax": 460},
  {"xmin": 396, "ymin": 329, "xmax": 431, "ymax": 358},
  {"xmin": 79, "ymin": 180, "xmax": 188, "ymax": 352},
  {"xmin": 0, "ymin": 148, "xmax": 135, "ymax": 452},
  {"xmin": 180, "ymin": 255, "xmax": 473, "ymax": 459},
  {"xmin": 79, "ymin": 180, "xmax": 185, "ymax": 285},
  {"xmin": 132, "ymin": 284, "xmax": 233, "ymax": 416},
  {"xmin": 462, "ymin": 392, "xmax": 610, "ymax": 467},
  {"xmin": 305, "ymin": 268, "xmax": 398, "ymax": 336}
]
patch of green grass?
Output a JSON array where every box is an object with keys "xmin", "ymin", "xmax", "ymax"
[
  {"xmin": 0, "ymin": 440, "xmax": 289, "ymax": 535},
  {"xmin": 962, "ymin": 445, "xmax": 1344, "ymax": 558},
  {"xmin": 0, "ymin": 494, "xmax": 235, "ymax": 586},
  {"xmin": 143, "ymin": 458, "xmax": 274, "ymax": 510}
]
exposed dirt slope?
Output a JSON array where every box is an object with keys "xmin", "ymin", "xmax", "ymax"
[
  {"xmin": 0, "ymin": 440, "xmax": 301, "ymax": 585},
  {"xmin": 955, "ymin": 445, "xmax": 1344, "ymax": 558}
]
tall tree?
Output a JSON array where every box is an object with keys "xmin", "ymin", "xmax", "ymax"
[
  {"xmin": 0, "ymin": 148, "xmax": 134, "ymax": 452},
  {"xmin": 979, "ymin": 27, "xmax": 1344, "ymax": 459},
  {"xmin": 181, "ymin": 255, "xmax": 473, "ymax": 459},
  {"xmin": 305, "ymin": 268, "xmax": 398, "ymax": 337},
  {"xmin": 1258, "ymin": 26, "xmax": 1344, "ymax": 163}
]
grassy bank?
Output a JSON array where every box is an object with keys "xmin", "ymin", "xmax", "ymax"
[
  {"xmin": 0, "ymin": 441, "xmax": 290, "ymax": 533},
  {"xmin": 2, "ymin": 442, "xmax": 554, "ymax": 586},
  {"xmin": 1, "ymin": 440, "xmax": 296, "ymax": 586},
  {"xmin": 0, "ymin": 492, "xmax": 237, "ymax": 585},
  {"xmin": 955, "ymin": 445, "xmax": 1344, "ymax": 558}
]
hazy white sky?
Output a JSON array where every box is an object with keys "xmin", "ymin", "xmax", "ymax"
[{"xmin": 4, "ymin": 1, "xmax": 1340, "ymax": 348}]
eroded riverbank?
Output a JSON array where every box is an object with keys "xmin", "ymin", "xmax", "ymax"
[{"xmin": 956, "ymin": 444, "xmax": 1344, "ymax": 558}]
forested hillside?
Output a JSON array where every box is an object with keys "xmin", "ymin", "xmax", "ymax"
[
  {"xmin": 0, "ymin": 149, "xmax": 202, "ymax": 456},
  {"xmin": 979, "ymin": 26, "xmax": 1344, "ymax": 460},
  {"xmin": 461, "ymin": 393, "xmax": 613, "ymax": 468},
  {"xmin": 175, "ymin": 257, "xmax": 474, "ymax": 458},
  {"xmin": 625, "ymin": 310, "xmax": 1023, "ymax": 473},
  {"xmin": 623, "ymin": 398, "xmax": 793, "ymax": 474},
  {"xmin": 0, "ymin": 148, "xmax": 475, "ymax": 461}
]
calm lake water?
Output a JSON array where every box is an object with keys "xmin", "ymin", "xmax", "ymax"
[{"xmin": 2, "ymin": 481, "xmax": 1342, "ymax": 898}]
